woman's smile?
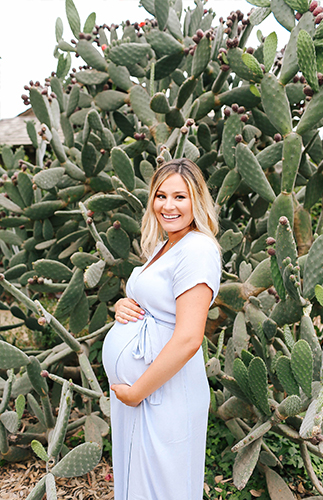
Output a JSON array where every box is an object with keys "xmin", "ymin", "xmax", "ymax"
[{"xmin": 161, "ymin": 214, "xmax": 181, "ymax": 220}]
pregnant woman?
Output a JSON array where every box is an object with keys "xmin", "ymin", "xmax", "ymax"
[{"xmin": 102, "ymin": 158, "xmax": 221, "ymax": 500}]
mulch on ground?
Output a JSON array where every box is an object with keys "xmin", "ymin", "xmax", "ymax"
[{"xmin": 0, "ymin": 456, "xmax": 114, "ymax": 499}]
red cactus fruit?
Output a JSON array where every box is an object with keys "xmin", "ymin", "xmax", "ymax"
[
  {"xmin": 310, "ymin": 0, "xmax": 318, "ymax": 11},
  {"xmin": 279, "ymin": 216, "xmax": 288, "ymax": 225},
  {"xmin": 313, "ymin": 5, "xmax": 323, "ymax": 15}
]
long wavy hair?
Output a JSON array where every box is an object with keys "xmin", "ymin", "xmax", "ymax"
[{"xmin": 141, "ymin": 158, "xmax": 220, "ymax": 257}]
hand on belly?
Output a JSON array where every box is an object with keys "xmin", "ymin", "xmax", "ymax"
[{"xmin": 110, "ymin": 383, "xmax": 142, "ymax": 407}]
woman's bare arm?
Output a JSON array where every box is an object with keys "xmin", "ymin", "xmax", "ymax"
[{"xmin": 111, "ymin": 283, "xmax": 212, "ymax": 406}]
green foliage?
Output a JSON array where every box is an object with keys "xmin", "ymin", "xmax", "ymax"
[{"xmin": 204, "ymin": 415, "xmax": 269, "ymax": 500}]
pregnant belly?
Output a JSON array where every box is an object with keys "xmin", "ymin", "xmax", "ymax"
[{"xmin": 102, "ymin": 321, "xmax": 149, "ymax": 386}]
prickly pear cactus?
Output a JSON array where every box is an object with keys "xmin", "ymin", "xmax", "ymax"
[{"xmin": 1, "ymin": 0, "xmax": 323, "ymax": 497}]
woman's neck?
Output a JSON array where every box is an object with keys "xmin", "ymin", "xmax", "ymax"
[{"xmin": 167, "ymin": 227, "xmax": 192, "ymax": 247}]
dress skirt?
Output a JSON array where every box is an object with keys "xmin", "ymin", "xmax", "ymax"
[{"xmin": 103, "ymin": 317, "xmax": 210, "ymax": 500}]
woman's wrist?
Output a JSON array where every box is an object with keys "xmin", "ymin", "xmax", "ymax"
[{"xmin": 130, "ymin": 383, "xmax": 144, "ymax": 406}]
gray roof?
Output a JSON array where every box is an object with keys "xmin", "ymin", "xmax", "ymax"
[{"xmin": 0, "ymin": 108, "xmax": 64, "ymax": 147}]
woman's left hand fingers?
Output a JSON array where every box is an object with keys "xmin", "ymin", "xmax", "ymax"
[{"xmin": 116, "ymin": 307, "xmax": 144, "ymax": 322}]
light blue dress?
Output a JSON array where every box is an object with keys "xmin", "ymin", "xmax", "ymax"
[{"xmin": 102, "ymin": 231, "xmax": 221, "ymax": 500}]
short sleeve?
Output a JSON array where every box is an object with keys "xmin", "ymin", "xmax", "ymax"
[{"xmin": 173, "ymin": 235, "xmax": 221, "ymax": 305}]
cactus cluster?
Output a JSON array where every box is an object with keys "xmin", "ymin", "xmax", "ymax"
[
  {"xmin": 1, "ymin": 0, "xmax": 323, "ymax": 497},
  {"xmin": 0, "ymin": 296, "xmax": 109, "ymax": 497}
]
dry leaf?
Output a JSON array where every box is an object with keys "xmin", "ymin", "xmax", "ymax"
[
  {"xmin": 215, "ymin": 474, "xmax": 224, "ymax": 484},
  {"xmin": 297, "ymin": 482, "xmax": 305, "ymax": 494},
  {"xmin": 204, "ymin": 483, "xmax": 210, "ymax": 494},
  {"xmin": 215, "ymin": 486, "xmax": 223, "ymax": 493},
  {"xmin": 250, "ymin": 489, "xmax": 263, "ymax": 497}
]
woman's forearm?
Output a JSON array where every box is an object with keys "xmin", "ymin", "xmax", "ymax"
[{"xmin": 131, "ymin": 334, "xmax": 201, "ymax": 404}]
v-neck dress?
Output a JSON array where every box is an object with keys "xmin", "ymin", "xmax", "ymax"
[{"xmin": 102, "ymin": 231, "xmax": 221, "ymax": 500}]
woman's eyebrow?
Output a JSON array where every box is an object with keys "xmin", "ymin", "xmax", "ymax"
[{"xmin": 156, "ymin": 190, "xmax": 188, "ymax": 194}]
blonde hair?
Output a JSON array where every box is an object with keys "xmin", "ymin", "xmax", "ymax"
[{"xmin": 141, "ymin": 158, "xmax": 220, "ymax": 257}]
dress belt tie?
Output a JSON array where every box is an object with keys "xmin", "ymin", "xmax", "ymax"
[{"xmin": 131, "ymin": 310, "xmax": 174, "ymax": 405}]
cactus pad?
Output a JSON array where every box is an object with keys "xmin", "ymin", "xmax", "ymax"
[
  {"xmin": 84, "ymin": 260, "xmax": 105, "ymax": 289},
  {"xmin": 232, "ymin": 312, "xmax": 250, "ymax": 356},
  {"xmin": 276, "ymin": 356, "xmax": 300, "ymax": 396},
  {"xmin": 281, "ymin": 132, "xmax": 302, "ymax": 194},
  {"xmin": 303, "ymin": 235, "xmax": 323, "ymax": 299},
  {"xmin": 51, "ymin": 442, "xmax": 102, "ymax": 478},
  {"xmin": 233, "ymin": 438, "xmax": 262, "ymax": 491},
  {"xmin": 261, "ymin": 74, "xmax": 292, "ymax": 136},
  {"xmin": 236, "ymin": 143, "xmax": 275, "ymax": 203},
  {"xmin": 0, "ymin": 340, "xmax": 29, "ymax": 369},
  {"xmin": 248, "ymin": 357, "xmax": 271, "ymax": 416},
  {"xmin": 0, "ymin": 411, "xmax": 19, "ymax": 434},
  {"xmin": 265, "ymin": 466, "xmax": 295, "ymax": 500},
  {"xmin": 299, "ymin": 315, "xmax": 322, "ymax": 381},
  {"xmin": 111, "ymin": 147, "xmax": 135, "ymax": 192},
  {"xmin": 297, "ymin": 30, "xmax": 319, "ymax": 93},
  {"xmin": 55, "ymin": 268, "xmax": 84, "ymax": 319},
  {"xmin": 276, "ymin": 395, "xmax": 302, "ymax": 418},
  {"xmin": 33, "ymin": 259, "xmax": 72, "ymax": 282},
  {"xmin": 25, "ymin": 475, "xmax": 47, "ymax": 500},
  {"xmin": 31, "ymin": 440, "xmax": 49, "ymax": 462},
  {"xmin": 291, "ymin": 339, "xmax": 313, "ymax": 398}
]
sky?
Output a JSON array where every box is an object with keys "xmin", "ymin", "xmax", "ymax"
[{"xmin": 0, "ymin": 0, "xmax": 290, "ymax": 120}]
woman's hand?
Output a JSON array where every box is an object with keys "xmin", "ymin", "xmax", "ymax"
[
  {"xmin": 114, "ymin": 298, "xmax": 145, "ymax": 324},
  {"xmin": 110, "ymin": 383, "xmax": 142, "ymax": 407}
]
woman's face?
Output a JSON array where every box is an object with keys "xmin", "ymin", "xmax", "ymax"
[{"xmin": 153, "ymin": 173, "xmax": 194, "ymax": 238}]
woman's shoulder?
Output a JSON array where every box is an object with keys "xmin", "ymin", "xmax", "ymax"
[
  {"xmin": 180, "ymin": 231, "xmax": 220, "ymax": 258},
  {"xmin": 184, "ymin": 230, "xmax": 219, "ymax": 248}
]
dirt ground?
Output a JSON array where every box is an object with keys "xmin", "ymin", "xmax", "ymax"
[
  {"xmin": 0, "ymin": 309, "xmax": 31, "ymax": 346},
  {"xmin": 0, "ymin": 456, "xmax": 115, "ymax": 499}
]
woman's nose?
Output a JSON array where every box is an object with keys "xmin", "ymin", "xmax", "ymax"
[{"xmin": 163, "ymin": 197, "xmax": 175, "ymax": 210}]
